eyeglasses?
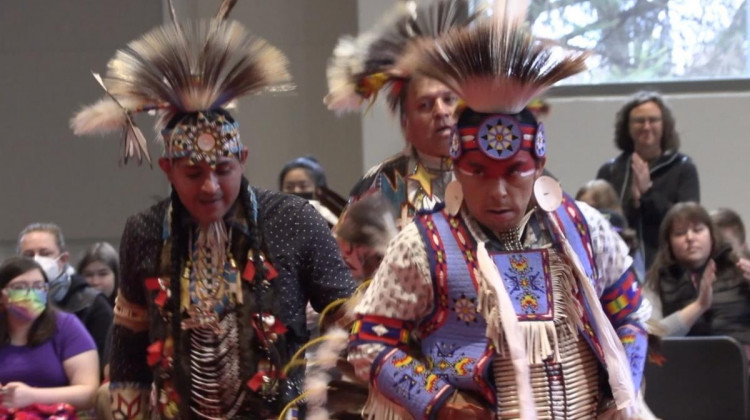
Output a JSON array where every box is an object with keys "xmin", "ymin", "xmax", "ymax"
[
  {"xmin": 4, "ymin": 282, "xmax": 48, "ymax": 294},
  {"xmin": 630, "ymin": 116, "xmax": 662, "ymax": 125}
]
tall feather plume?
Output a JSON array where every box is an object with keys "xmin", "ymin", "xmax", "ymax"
[
  {"xmin": 214, "ymin": 0, "xmax": 238, "ymax": 22},
  {"xmin": 105, "ymin": 20, "xmax": 291, "ymax": 125},
  {"xmin": 325, "ymin": 0, "xmax": 486, "ymax": 114},
  {"xmin": 398, "ymin": 1, "xmax": 589, "ymax": 113},
  {"xmin": 72, "ymin": 13, "xmax": 292, "ymax": 165},
  {"xmin": 70, "ymin": 73, "xmax": 156, "ymax": 165}
]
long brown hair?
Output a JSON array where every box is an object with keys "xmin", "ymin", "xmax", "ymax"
[
  {"xmin": 0, "ymin": 257, "xmax": 58, "ymax": 347},
  {"xmin": 646, "ymin": 202, "xmax": 722, "ymax": 293},
  {"xmin": 613, "ymin": 91, "xmax": 680, "ymax": 154}
]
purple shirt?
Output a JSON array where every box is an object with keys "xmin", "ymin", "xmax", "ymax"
[{"xmin": 0, "ymin": 311, "xmax": 96, "ymax": 387}]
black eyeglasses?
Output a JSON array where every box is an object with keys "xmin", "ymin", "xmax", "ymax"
[{"xmin": 630, "ymin": 116, "xmax": 662, "ymax": 125}]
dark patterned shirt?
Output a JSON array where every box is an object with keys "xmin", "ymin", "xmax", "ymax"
[{"xmin": 110, "ymin": 188, "xmax": 355, "ymax": 419}]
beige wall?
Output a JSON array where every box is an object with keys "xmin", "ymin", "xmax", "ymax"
[{"xmin": 0, "ymin": 1, "xmax": 165, "ymax": 259}]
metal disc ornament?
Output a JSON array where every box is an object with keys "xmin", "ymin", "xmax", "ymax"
[{"xmin": 533, "ymin": 175, "xmax": 563, "ymax": 212}]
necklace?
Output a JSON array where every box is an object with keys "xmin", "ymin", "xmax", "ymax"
[{"xmin": 181, "ymin": 224, "xmax": 241, "ymax": 331}]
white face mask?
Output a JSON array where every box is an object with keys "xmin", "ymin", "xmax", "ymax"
[{"xmin": 33, "ymin": 255, "xmax": 62, "ymax": 281}]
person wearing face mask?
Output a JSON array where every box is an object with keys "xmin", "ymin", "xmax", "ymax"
[
  {"xmin": 645, "ymin": 202, "xmax": 750, "ymax": 346},
  {"xmin": 17, "ymin": 223, "xmax": 113, "ymax": 375},
  {"xmin": 0, "ymin": 257, "xmax": 99, "ymax": 414},
  {"xmin": 596, "ymin": 91, "xmax": 700, "ymax": 270},
  {"xmin": 279, "ymin": 156, "xmax": 344, "ymax": 227}
]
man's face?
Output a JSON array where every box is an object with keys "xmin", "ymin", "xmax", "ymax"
[
  {"xmin": 159, "ymin": 152, "xmax": 247, "ymax": 226},
  {"xmin": 455, "ymin": 150, "xmax": 544, "ymax": 233},
  {"xmin": 401, "ymin": 77, "xmax": 459, "ymax": 157},
  {"xmin": 19, "ymin": 231, "xmax": 68, "ymax": 270},
  {"xmin": 628, "ymin": 101, "xmax": 663, "ymax": 160}
]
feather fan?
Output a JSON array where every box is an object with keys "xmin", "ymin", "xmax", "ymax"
[
  {"xmin": 398, "ymin": 2, "xmax": 589, "ymax": 113},
  {"xmin": 325, "ymin": 0, "xmax": 486, "ymax": 114}
]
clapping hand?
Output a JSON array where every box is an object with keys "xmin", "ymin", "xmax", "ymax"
[
  {"xmin": 737, "ymin": 258, "xmax": 750, "ymax": 282},
  {"xmin": 0, "ymin": 382, "xmax": 35, "ymax": 409},
  {"xmin": 697, "ymin": 260, "xmax": 717, "ymax": 309},
  {"xmin": 630, "ymin": 154, "xmax": 653, "ymax": 207}
]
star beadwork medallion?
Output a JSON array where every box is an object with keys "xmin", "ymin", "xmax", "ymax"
[
  {"xmin": 407, "ymin": 162, "xmax": 439, "ymax": 198},
  {"xmin": 477, "ymin": 115, "xmax": 523, "ymax": 160}
]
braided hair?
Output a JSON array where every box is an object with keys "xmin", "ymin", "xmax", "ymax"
[{"xmin": 166, "ymin": 172, "xmax": 288, "ymax": 416}]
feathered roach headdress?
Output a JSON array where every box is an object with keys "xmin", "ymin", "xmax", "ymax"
[
  {"xmin": 70, "ymin": 0, "xmax": 292, "ymax": 167},
  {"xmin": 324, "ymin": 0, "xmax": 485, "ymax": 115},
  {"xmin": 398, "ymin": 0, "xmax": 588, "ymax": 163}
]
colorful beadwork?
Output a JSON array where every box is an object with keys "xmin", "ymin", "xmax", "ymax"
[{"xmin": 492, "ymin": 251, "xmax": 554, "ymax": 321}]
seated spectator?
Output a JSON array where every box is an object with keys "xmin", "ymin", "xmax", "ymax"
[
  {"xmin": 645, "ymin": 202, "xmax": 750, "ymax": 346},
  {"xmin": 576, "ymin": 179, "xmax": 623, "ymax": 213},
  {"xmin": 711, "ymin": 207, "xmax": 750, "ymax": 260},
  {"xmin": 0, "ymin": 257, "xmax": 99, "ymax": 412},
  {"xmin": 76, "ymin": 242, "xmax": 119, "ymax": 307},
  {"xmin": 596, "ymin": 91, "xmax": 700, "ymax": 269},
  {"xmin": 17, "ymin": 223, "xmax": 113, "ymax": 371},
  {"xmin": 279, "ymin": 156, "xmax": 345, "ymax": 226},
  {"xmin": 76, "ymin": 243, "xmax": 119, "ymax": 418}
]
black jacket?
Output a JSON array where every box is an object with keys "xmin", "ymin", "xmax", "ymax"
[
  {"xmin": 596, "ymin": 151, "xmax": 700, "ymax": 268},
  {"xmin": 658, "ymin": 249, "xmax": 750, "ymax": 344},
  {"xmin": 56, "ymin": 273, "xmax": 113, "ymax": 369}
]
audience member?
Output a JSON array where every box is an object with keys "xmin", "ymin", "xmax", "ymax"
[
  {"xmin": 17, "ymin": 223, "xmax": 113, "ymax": 370},
  {"xmin": 0, "ymin": 257, "xmax": 99, "ymax": 413},
  {"xmin": 77, "ymin": 242, "xmax": 118, "ymax": 307},
  {"xmin": 645, "ymin": 202, "xmax": 750, "ymax": 348},
  {"xmin": 711, "ymin": 207, "xmax": 750, "ymax": 260},
  {"xmin": 575, "ymin": 179, "xmax": 623, "ymax": 214},
  {"xmin": 279, "ymin": 156, "xmax": 342, "ymax": 226},
  {"xmin": 76, "ymin": 242, "xmax": 119, "ymax": 416},
  {"xmin": 596, "ymin": 91, "xmax": 700, "ymax": 268}
]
